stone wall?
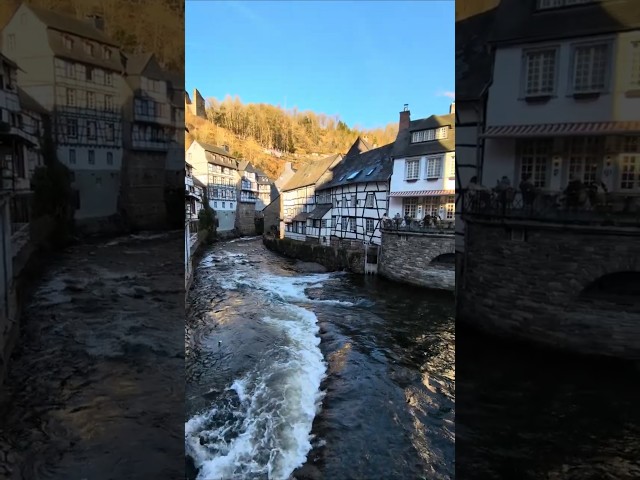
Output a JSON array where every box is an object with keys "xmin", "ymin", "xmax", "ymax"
[
  {"xmin": 262, "ymin": 197, "xmax": 280, "ymax": 235},
  {"xmin": 378, "ymin": 230, "xmax": 455, "ymax": 291},
  {"xmin": 458, "ymin": 218, "xmax": 640, "ymax": 359},
  {"xmin": 235, "ymin": 202, "xmax": 256, "ymax": 236},
  {"xmin": 263, "ymin": 235, "xmax": 365, "ymax": 274},
  {"xmin": 120, "ymin": 151, "xmax": 167, "ymax": 231}
]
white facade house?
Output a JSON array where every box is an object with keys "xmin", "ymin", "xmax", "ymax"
[
  {"xmin": 186, "ymin": 140, "xmax": 239, "ymax": 232},
  {"xmin": 312, "ymin": 137, "xmax": 393, "ymax": 246},
  {"xmin": 185, "ymin": 162, "xmax": 205, "ymax": 220},
  {"xmin": 389, "ymin": 106, "xmax": 456, "ymax": 226},
  {"xmin": 2, "ymin": 4, "xmax": 125, "ymax": 222},
  {"xmin": 481, "ymin": 0, "xmax": 640, "ymax": 200},
  {"xmin": 281, "ymin": 154, "xmax": 342, "ymax": 241}
]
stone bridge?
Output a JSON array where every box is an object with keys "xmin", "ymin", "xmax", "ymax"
[
  {"xmin": 458, "ymin": 219, "xmax": 640, "ymax": 359},
  {"xmin": 378, "ymin": 229, "xmax": 455, "ymax": 291}
]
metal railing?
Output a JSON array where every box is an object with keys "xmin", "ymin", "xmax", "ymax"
[
  {"xmin": 460, "ymin": 187, "xmax": 640, "ymax": 226},
  {"xmin": 380, "ymin": 218, "xmax": 455, "ymax": 234}
]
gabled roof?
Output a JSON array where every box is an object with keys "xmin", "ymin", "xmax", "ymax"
[
  {"xmin": 18, "ymin": 88, "xmax": 47, "ymax": 115},
  {"xmin": 308, "ymin": 204, "xmax": 332, "ymax": 219},
  {"xmin": 393, "ymin": 113, "xmax": 455, "ymax": 159},
  {"xmin": 456, "ymin": 8, "xmax": 497, "ymax": 102},
  {"xmin": 124, "ymin": 53, "xmax": 154, "ymax": 76},
  {"xmin": 316, "ymin": 142, "xmax": 394, "ymax": 191},
  {"xmin": 196, "ymin": 140, "xmax": 237, "ymax": 159},
  {"xmin": 488, "ymin": 0, "xmax": 640, "ymax": 46},
  {"xmin": 27, "ymin": 4, "xmax": 118, "ymax": 46},
  {"xmin": 193, "ymin": 177, "xmax": 206, "ymax": 189},
  {"xmin": 345, "ymin": 136, "xmax": 373, "ymax": 157},
  {"xmin": 282, "ymin": 154, "xmax": 341, "ymax": 191},
  {"xmin": 292, "ymin": 212, "xmax": 309, "ymax": 222},
  {"xmin": 0, "ymin": 52, "xmax": 19, "ymax": 70}
]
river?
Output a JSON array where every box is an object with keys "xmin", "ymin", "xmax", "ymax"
[{"xmin": 185, "ymin": 237, "xmax": 455, "ymax": 480}]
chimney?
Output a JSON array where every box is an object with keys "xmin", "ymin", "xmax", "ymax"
[
  {"xmin": 86, "ymin": 14, "xmax": 104, "ymax": 31},
  {"xmin": 449, "ymin": 102, "xmax": 455, "ymax": 115},
  {"xmin": 399, "ymin": 104, "xmax": 411, "ymax": 132}
]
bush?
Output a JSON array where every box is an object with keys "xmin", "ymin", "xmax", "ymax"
[{"xmin": 198, "ymin": 205, "xmax": 217, "ymax": 243}]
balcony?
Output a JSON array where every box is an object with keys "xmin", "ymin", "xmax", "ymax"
[
  {"xmin": 460, "ymin": 188, "xmax": 640, "ymax": 227},
  {"xmin": 381, "ymin": 217, "xmax": 455, "ymax": 235}
]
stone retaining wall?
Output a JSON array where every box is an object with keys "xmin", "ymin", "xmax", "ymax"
[
  {"xmin": 378, "ymin": 230, "xmax": 455, "ymax": 291},
  {"xmin": 458, "ymin": 218, "xmax": 640, "ymax": 359},
  {"xmin": 263, "ymin": 235, "xmax": 365, "ymax": 274}
]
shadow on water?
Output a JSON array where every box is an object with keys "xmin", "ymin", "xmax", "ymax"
[{"xmin": 456, "ymin": 323, "xmax": 640, "ymax": 480}]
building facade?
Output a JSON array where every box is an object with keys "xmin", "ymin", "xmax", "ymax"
[
  {"xmin": 2, "ymin": 5, "xmax": 125, "ymax": 223},
  {"xmin": 186, "ymin": 140, "xmax": 239, "ymax": 232},
  {"xmin": 120, "ymin": 53, "xmax": 173, "ymax": 229},
  {"xmin": 389, "ymin": 105, "xmax": 456, "ymax": 227},
  {"xmin": 312, "ymin": 137, "xmax": 393, "ymax": 246},
  {"xmin": 281, "ymin": 154, "xmax": 342, "ymax": 241}
]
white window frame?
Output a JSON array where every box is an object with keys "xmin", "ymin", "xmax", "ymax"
[
  {"xmin": 620, "ymin": 154, "xmax": 640, "ymax": 191},
  {"xmin": 445, "ymin": 202, "xmax": 454, "ymax": 220},
  {"xmin": 366, "ymin": 218, "xmax": 374, "ymax": 233},
  {"xmin": 365, "ymin": 192, "xmax": 374, "ymax": 208},
  {"xmin": 570, "ymin": 41, "xmax": 610, "ymax": 94},
  {"xmin": 518, "ymin": 139, "xmax": 552, "ymax": 188},
  {"xmin": 349, "ymin": 217, "xmax": 357, "ymax": 232},
  {"xmin": 403, "ymin": 197, "xmax": 418, "ymax": 218},
  {"xmin": 523, "ymin": 47, "xmax": 558, "ymax": 97},
  {"xmin": 66, "ymin": 88, "xmax": 76, "ymax": 107},
  {"xmin": 435, "ymin": 126, "xmax": 448, "ymax": 140},
  {"xmin": 448, "ymin": 155, "xmax": 455, "ymax": 178},
  {"xmin": 405, "ymin": 159, "xmax": 420, "ymax": 180},
  {"xmin": 425, "ymin": 155, "xmax": 443, "ymax": 179}
]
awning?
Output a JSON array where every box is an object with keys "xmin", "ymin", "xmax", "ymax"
[
  {"xmin": 292, "ymin": 212, "xmax": 309, "ymax": 222},
  {"xmin": 481, "ymin": 121, "xmax": 640, "ymax": 138},
  {"xmin": 308, "ymin": 204, "xmax": 332, "ymax": 219},
  {"xmin": 389, "ymin": 190, "xmax": 454, "ymax": 197}
]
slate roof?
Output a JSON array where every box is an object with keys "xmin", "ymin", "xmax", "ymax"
[
  {"xmin": 316, "ymin": 142, "xmax": 394, "ymax": 191},
  {"xmin": 488, "ymin": 0, "xmax": 639, "ymax": 46},
  {"xmin": 282, "ymin": 154, "xmax": 341, "ymax": 191},
  {"xmin": 456, "ymin": 8, "xmax": 497, "ymax": 102},
  {"xmin": 197, "ymin": 141, "xmax": 236, "ymax": 159},
  {"xmin": 308, "ymin": 204, "xmax": 332, "ymax": 219},
  {"xmin": 292, "ymin": 212, "xmax": 309, "ymax": 222},
  {"xmin": 195, "ymin": 141, "xmax": 238, "ymax": 169},
  {"xmin": 193, "ymin": 177, "xmax": 206, "ymax": 189},
  {"xmin": 28, "ymin": 5, "xmax": 119, "ymax": 46},
  {"xmin": 18, "ymin": 88, "xmax": 47, "ymax": 115},
  {"xmin": 392, "ymin": 113, "xmax": 455, "ymax": 159}
]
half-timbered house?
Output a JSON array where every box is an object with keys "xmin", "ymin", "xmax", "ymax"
[{"xmin": 312, "ymin": 137, "xmax": 393, "ymax": 246}]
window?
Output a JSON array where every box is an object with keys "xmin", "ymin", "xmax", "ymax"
[
  {"xmin": 87, "ymin": 91, "xmax": 95, "ymax": 109},
  {"xmin": 403, "ymin": 198, "xmax": 418, "ymax": 218},
  {"xmin": 86, "ymin": 67, "xmax": 93, "ymax": 82},
  {"xmin": 76, "ymin": 64, "xmax": 85, "ymax": 79},
  {"xmin": 214, "ymin": 201, "xmax": 218, "ymax": 208},
  {"xmin": 349, "ymin": 217, "xmax": 357, "ymax": 232},
  {"xmin": 69, "ymin": 149, "xmax": 76, "ymax": 164},
  {"xmin": 350, "ymin": 196, "xmax": 357, "ymax": 208},
  {"xmin": 405, "ymin": 159, "xmax": 420, "ymax": 180},
  {"xmin": 426, "ymin": 156, "xmax": 443, "ymax": 178},
  {"xmin": 436, "ymin": 127, "xmax": 448, "ymax": 140},
  {"xmin": 536, "ymin": 0, "xmax": 595, "ymax": 10},
  {"xmin": 87, "ymin": 121, "xmax": 97, "ymax": 139},
  {"xmin": 322, "ymin": 219, "xmax": 329, "ymax": 228},
  {"xmin": 524, "ymin": 49, "xmax": 557, "ymax": 97},
  {"xmin": 105, "ymin": 95, "xmax": 113, "ymax": 111},
  {"xmin": 105, "ymin": 72, "xmax": 113, "ymax": 86},
  {"xmin": 629, "ymin": 40, "xmax": 640, "ymax": 88},
  {"xmin": 63, "ymin": 36, "xmax": 73, "ymax": 50},
  {"xmin": 230, "ymin": 203, "xmax": 233, "ymax": 209},
  {"xmin": 366, "ymin": 167, "xmax": 376, "ymax": 176},
  {"xmin": 66, "ymin": 119, "xmax": 78, "ymax": 138},
  {"xmin": 621, "ymin": 155, "xmax": 639, "ymax": 190},
  {"xmin": 366, "ymin": 218, "xmax": 374, "ymax": 233},
  {"xmin": 567, "ymin": 137, "xmax": 603, "ymax": 184},
  {"xmin": 446, "ymin": 202, "xmax": 454, "ymax": 220},
  {"xmin": 425, "ymin": 197, "xmax": 439, "ymax": 216},
  {"xmin": 66, "ymin": 88, "xmax": 76, "ymax": 106},
  {"xmin": 106, "ymin": 123, "xmax": 114, "ymax": 141},
  {"xmin": 518, "ymin": 139, "xmax": 552, "ymax": 187},
  {"xmin": 7, "ymin": 34, "xmax": 15, "ymax": 51},
  {"xmin": 346, "ymin": 170, "xmax": 361, "ymax": 180},
  {"xmin": 84, "ymin": 42, "xmax": 94, "ymax": 56},
  {"xmin": 222, "ymin": 202, "xmax": 226, "ymax": 208},
  {"xmin": 88, "ymin": 150, "xmax": 95, "ymax": 165},
  {"xmin": 448, "ymin": 156, "xmax": 456, "ymax": 177},
  {"xmin": 107, "ymin": 152, "xmax": 113, "ymax": 165},
  {"xmin": 103, "ymin": 47, "xmax": 112, "ymax": 60},
  {"xmin": 572, "ymin": 43, "xmax": 608, "ymax": 93},
  {"xmin": 65, "ymin": 61, "xmax": 75, "ymax": 78},
  {"xmin": 96, "ymin": 176, "xmax": 102, "ymax": 185},
  {"xmin": 365, "ymin": 193, "xmax": 374, "ymax": 208}
]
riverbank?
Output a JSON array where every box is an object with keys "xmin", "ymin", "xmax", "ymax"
[{"xmin": 0, "ymin": 231, "xmax": 184, "ymax": 479}]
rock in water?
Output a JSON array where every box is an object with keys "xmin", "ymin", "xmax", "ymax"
[{"xmin": 294, "ymin": 261, "xmax": 327, "ymax": 273}]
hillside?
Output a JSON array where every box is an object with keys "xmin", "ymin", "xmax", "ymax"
[
  {"xmin": 186, "ymin": 96, "xmax": 399, "ymax": 180},
  {"xmin": 0, "ymin": 0, "xmax": 184, "ymax": 71}
]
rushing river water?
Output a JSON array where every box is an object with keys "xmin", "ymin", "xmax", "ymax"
[{"xmin": 185, "ymin": 237, "xmax": 455, "ymax": 480}]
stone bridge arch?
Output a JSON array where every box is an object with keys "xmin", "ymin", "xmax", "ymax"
[
  {"xmin": 571, "ymin": 257, "xmax": 640, "ymax": 298},
  {"xmin": 426, "ymin": 239, "xmax": 456, "ymax": 264}
]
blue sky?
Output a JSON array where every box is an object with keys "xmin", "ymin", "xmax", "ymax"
[{"xmin": 186, "ymin": 1, "xmax": 454, "ymax": 130}]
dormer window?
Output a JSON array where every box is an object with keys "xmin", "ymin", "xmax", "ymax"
[
  {"xmin": 536, "ymin": 0, "xmax": 595, "ymax": 10},
  {"xmin": 63, "ymin": 35, "xmax": 73, "ymax": 50},
  {"xmin": 84, "ymin": 42, "xmax": 94, "ymax": 56},
  {"xmin": 411, "ymin": 126, "xmax": 448, "ymax": 143}
]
